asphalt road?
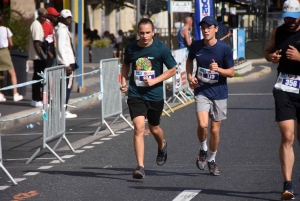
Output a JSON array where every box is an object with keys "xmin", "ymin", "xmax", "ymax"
[{"xmin": 0, "ymin": 62, "xmax": 299, "ymax": 201}]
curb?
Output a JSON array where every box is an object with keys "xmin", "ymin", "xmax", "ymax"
[
  {"xmin": 0, "ymin": 95, "xmax": 100, "ymax": 131},
  {"xmin": 228, "ymin": 65, "xmax": 272, "ymax": 83},
  {"xmin": 247, "ymin": 58, "xmax": 268, "ymax": 64}
]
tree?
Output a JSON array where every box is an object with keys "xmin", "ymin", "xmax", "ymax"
[{"xmin": 95, "ymin": 0, "xmax": 167, "ymax": 15}]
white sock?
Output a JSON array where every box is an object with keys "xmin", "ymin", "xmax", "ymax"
[
  {"xmin": 207, "ymin": 150, "xmax": 217, "ymax": 162},
  {"xmin": 200, "ymin": 140, "xmax": 208, "ymax": 151}
]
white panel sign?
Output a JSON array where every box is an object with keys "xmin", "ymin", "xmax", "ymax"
[
  {"xmin": 171, "ymin": 1, "xmax": 192, "ymax": 12},
  {"xmin": 232, "ymin": 28, "xmax": 238, "ymax": 60}
]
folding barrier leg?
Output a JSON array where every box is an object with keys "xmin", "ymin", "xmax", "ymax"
[
  {"xmin": 26, "ymin": 147, "xmax": 42, "ymax": 164},
  {"xmin": 52, "ymin": 136, "xmax": 63, "ymax": 151},
  {"xmin": 174, "ymin": 94, "xmax": 186, "ymax": 105},
  {"xmin": 45, "ymin": 144, "xmax": 65, "ymax": 163},
  {"xmin": 104, "ymin": 120, "xmax": 115, "ymax": 135},
  {"xmin": 120, "ymin": 114, "xmax": 134, "ymax": 129},
  {"xmin": 93, "ymin": 123, "xmax": 103, "ymax": 136},
  {"xmin": 164, "ymin": 100, "xmax": 174, "ymax": 113},
  {"xmin": 62, "ymin": 134, "xmax": 76, "ymax": 153},
  {"xmin": 109, "ymin": 115, "xmax": 120, "ymax": 127},
  {"xmin": 163, "ymin": 109, "xmax": 170, "ymax": 117},
  {"xmin": 0, "ymin": 162, "xmax": 17, "ymax": 185}
]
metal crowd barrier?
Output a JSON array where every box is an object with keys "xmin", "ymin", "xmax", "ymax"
[
  {"xmin": 166, "ymin": 48, "xmax": 193, "ymax": 107},
  {"xmin": 94, "ymin": 58, "xmax": 133, "ymax": 136},
  {"xmin": 26, "ymin": 65, "xmax": 75, "ymax": 164}
]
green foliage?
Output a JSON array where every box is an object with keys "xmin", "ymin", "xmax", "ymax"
[
  {"xmin": 1, "ymin": 4, "xmax": 33, "ymax": 51},
  {"xmin": 91, "ymin": 38, "xmax": 111, "ymax": 48},
  {"xmin": 233, "ymin": 73, "xmax": 244, "ymax": 77}
]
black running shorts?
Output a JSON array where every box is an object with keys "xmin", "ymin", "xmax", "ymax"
[
  {"xmin": 127, "ymin": 96, "xmax": 164, "ymax": 126},
  {"xmin": 273, "ymin": 88, "xmax": 300, "ymax": 123}
]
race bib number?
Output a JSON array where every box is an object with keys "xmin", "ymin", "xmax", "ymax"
[
  {"xmin": 134, "ymin": 70, "xmax": 155, "ymax": 87},
  {"xmin": 197, "ymin": 67, "xmax": 219, "ymax": 84},
  {"xmin": 274, "ymin": 73, "xmax": 300, "ymax": 94}
]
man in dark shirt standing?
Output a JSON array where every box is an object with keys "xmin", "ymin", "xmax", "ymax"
[
  {"xmin": 42, "ymin": 7, "xmax": 60, "ymax": 67},
  {"xmin": 264, "ymin": 0, "xmax": 300, "ymax": 199}
]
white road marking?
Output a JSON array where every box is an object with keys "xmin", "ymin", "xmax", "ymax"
[
  {"xmin": 172, "ymin": 190, "xmax": 201, "ymax": 201},
  {"xmin": 75, "ymin": 150, "xmax": 85, "ymax": 153},
  {"xmin": 8, "ymin": 178, "xmax": 26, "ymax": 183},
  {"xmin": 124, "ymin": 128, "xmax": 132, "ymax": 131},
  {"xmin": 108, "ymin": 134, "xmax": 119, "ymax": 137},
  {"xmin": 82, "ymin": 146, "xmax": 94, "ymax": 149},
  {"xmin": 61, "ymin": 155, "xmax": 75, "ymax": 159},
  {"xmin": 100, "ymin": 138, "xmax": 112, "ymax": 141},
  {"xmin": 229, "ymin": 93, "xmax": 272, "ymax": 96},
  {"xmin": 24, "ymin": 172, "xmax": 40, "ymax": 176},
  {"xmin": 104, "ymin": 165, "xmax": 112, "ymax": 168},
  {"xmin": 38, "ymin": 166, "xmax": 53, "ymax": 170},
  {"xmin": 91, "ymin": 142, "xmax": 103, "ymax": 145},
  {"xmin": 3, "ymin": 158, "xmax": 56, "ymax": 161},
  {"xmin": 2, "ymin": 131, "xmax": 97, "ymax": 136},
  {"xmin": 116, "ymin": 131, "xmax": 126, "ymax": 133},
  {"xmin": 0, "ymin": 186, "xmax": 10, "ymax": 190},
  {"xmin": 50, "ymin": 160, "xmax": 61, "ymax": 164}
]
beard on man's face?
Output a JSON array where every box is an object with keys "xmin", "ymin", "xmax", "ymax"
[{"xmin": 285, "ymin": 18, "xmax": 300, "ymax": 31}]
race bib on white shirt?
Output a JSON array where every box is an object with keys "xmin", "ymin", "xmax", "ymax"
[
  {"xmin": 134, "ymin": 70, "xmax": 155, "ymax": 87},
  {"xmin": 274, "ymin": 73, "xmax": 300, "ymax": 94},
  {"xmin": 197, "ymin": 67, "xmax": 219, "ymax": 84}
]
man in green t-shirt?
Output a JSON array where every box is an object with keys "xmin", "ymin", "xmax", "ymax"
[{"xmin": 120, "ymin": 18, "xmax": 177, "ymax": 179}]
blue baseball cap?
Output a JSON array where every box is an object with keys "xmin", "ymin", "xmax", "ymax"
[
  {"xmin": 199, "ymin": 16, "xmax": 218, "ymax": 26},
  {"xmin": 282, "ymin": 0, "xmax": 300, "ymax": 18}
]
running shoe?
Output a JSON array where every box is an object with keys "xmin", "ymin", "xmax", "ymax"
[
  {"xmin": 281, "ymin": 182, "xmax": 294, "ymax": 200},
  {"xmin": 196, "ymin": 149, "xmax": 207, "ymax": 170},
  {"xmin": 132, "ymin": 166, "xmax": 145, "ymax": 179},
  {"xmin": 156, "ymin": 140, "xmax": 167, "ymax": 166},
  {"xmin": 207, "ymin": 160, "xmax": 220, "ymax": 176}
]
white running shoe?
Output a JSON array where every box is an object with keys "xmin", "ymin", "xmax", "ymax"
[
  {"xmin": 65, "ymin": 111, "xmax": 77, "ymax": 118},
  {"xmin": 0, "ymin": 94, "xmax": 6, "ymax": 102},
  {"xmin": 13, "ymin": 93, "xmax": 23, "ymax": 102},
  {"xmin": 35, "ymin": 101, "xmax": 43, "ymax": 107},
  {"xmin": 31, "ymin": 100, "xmax": 43, "ymax": 107}
]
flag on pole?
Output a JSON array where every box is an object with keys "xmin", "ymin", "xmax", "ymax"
[{"xmin": 194, "ymin": 0, "xmax": 215, "ymax": 40}]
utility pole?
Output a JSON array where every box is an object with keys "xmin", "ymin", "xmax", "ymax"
[
  {"xmin": 136, "ymin": 0, "xmax": 140, "ymax": 39},
  {"xmin": 167, "ymin": 0, "xmax": 171, "ymax": 49}
]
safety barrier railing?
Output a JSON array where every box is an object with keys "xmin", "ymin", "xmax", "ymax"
[
  {"xmin": 94, "ymin": 58, "xmax": 133, "ymax": 136},
  {"xmin": 166, "ymin": 48, "xmax": 193, "ymax": 108},
  {"xmin": 26, "ymin": 65, "xmax": 72, "ymax": 164}
]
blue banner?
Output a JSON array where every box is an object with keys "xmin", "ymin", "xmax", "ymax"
[
  {"xmin": 194, "ymin": 0, "xmax": 215, "ymax": 40},
  {"xmin": 237, "ymin": 28, "xmax": 246, "ymax": 58}
]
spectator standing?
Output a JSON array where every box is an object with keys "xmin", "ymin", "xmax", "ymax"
[
  {"xmin": 43, "ymin": 7, "xmax": 60, "ymax": 67},
  {"xmin": 177, "ymin": 16, "xmax": 193, "ymax": 50},
  {"xmin": 0, "ymin": 14, "xmax": 23, "ymax": 102},
  {"xmin": 28, "ymin": 8, "xmax": 48, "ymax": 107},
  {"xmin": 55, "ymin": 9, "xmax": 77, "ymax": 118},
  {"xmin": 115, "ymin": 29, "xmax": 123, "ymax": 58}
]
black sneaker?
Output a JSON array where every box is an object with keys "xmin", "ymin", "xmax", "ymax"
[
  {"xmin": 281, "ymin": 181, "xmax": 294, "ymax": 200},
  {"xmin": 207, "ymin": 160, "xmax": 220, "ymax": 176},
  {"xmin": 156, "ymin": 140, "xmax": 167, "ymax": 166},
  {"xmin": 196, "ymin": 149, "xmax": 207, "ymax": 170},
  {"xmin": 132, "ymin": 166, "xmax": 145, "ymax": 179}
]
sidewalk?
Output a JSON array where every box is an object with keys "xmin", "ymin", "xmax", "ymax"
[{"xmin": 0, "ymin": 59, "xmax": 271, "ymax": 130}]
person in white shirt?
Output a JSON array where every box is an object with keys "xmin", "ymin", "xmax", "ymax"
[
  {"xmin": 29, "ymin": 8, "xmax": 48, "ymax": 107},
  {"xmin": 55, "ymin": 9, "xmax": 77, "ymax": 118},
  {"xmin": 0, "ymin": 14, "xmax": 23, "ymax": 102}
]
